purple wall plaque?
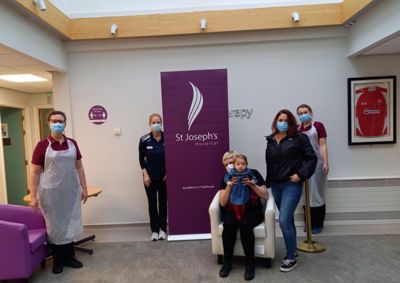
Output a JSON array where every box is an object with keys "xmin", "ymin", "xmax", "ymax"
[{"xmin": 88, "ymin": 105, "xmax": 108, "ymax": 125}]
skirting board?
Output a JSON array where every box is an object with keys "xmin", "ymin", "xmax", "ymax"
[{"xmin": 294, "ymin": 219, "xmax": 400, "ymax": 226}]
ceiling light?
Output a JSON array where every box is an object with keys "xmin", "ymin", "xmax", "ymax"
[
  {"xmin": 0, "ymin": 74, "xmax": 48, "ymax": 83},
  {"xmin": 200, "ymin": 19, "xmax": 207, "ymax": 30},
  {"xmin": 33, "ymin": 0, "xmax": 47, "ymax": 12},
  {"xmin": 110, "ymin": 24, "xmax": 118, "ymax": 35},
  {"xmin": 291, "ymin": 11, "xmax": 300, "ymax": 23}
]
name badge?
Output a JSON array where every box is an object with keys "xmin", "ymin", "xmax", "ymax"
[{"xmin": 147, "ymin": 146, "xmax": 153, "ymax": 149}]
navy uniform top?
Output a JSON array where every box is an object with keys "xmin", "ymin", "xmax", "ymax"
[{"xmin": 138, "ymin": 131, "xmax": 166, "ymax": 180}]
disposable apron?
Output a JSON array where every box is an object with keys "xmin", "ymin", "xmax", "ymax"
[
  {"xmin": 301, "ymin": 124, "xmax": 326, "ymax": 207},
  {"xmin": 38, "ymin": 139, "xmax": 83, "ymax": 245}
]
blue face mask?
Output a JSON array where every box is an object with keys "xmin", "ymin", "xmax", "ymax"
[
  {"xmin": 50, "ymin": 122, "xmax": 65, "ymax": 134},
  {"xmin": 299, "ymin": 113, "xmax": 312, "ymax": 123},
  {"xmin": 276, "ymin": 121, "xmax": 289, "ymax": 133},
  {"xmin": 151, "ymin": 123, "xmax": 162, "ymax": 132}
]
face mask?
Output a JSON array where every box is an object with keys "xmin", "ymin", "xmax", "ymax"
[
  {"xmin": 151, "ymin": 123, "xmax": 162, "ymax": 132},
  {"xmin": 50, "ymin": 122, "xmax": 65, "ymax": 134},
  {"xmin": 225, "ymin": 163, "xmax": 234, "ymax": 172},
  {"xmin": 299, "ymin": 113, "xmax": 312, "ymax": 123},
  {"xmin": 277, "ymin": 121, "xmax": 288, "ymax": 133}
]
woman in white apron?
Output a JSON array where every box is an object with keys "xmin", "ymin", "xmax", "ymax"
[
  {"xmin": 297, "ymin": 104, "xmax": 329, "ymax": 234},
  {"xmin": 29, "ymin": 110, "xmax": 88, "ymax": 274}
]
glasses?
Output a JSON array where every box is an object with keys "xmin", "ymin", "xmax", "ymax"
[{"xmin": 50, "ymin": 119, "xmax": 65, "ymax": 123}]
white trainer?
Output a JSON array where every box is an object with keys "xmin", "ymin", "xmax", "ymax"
[
  {"xmin": 159, "ymin": 230, "xmax": 167, "ymax": 240},
  {"xmin": 150, "ymin": 232, "xmax": 159, "ymax": 241}
]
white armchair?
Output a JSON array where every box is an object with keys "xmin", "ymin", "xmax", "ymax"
[{"xmin": 209, "ymin": 189, "xmax": 275, "ymax": 267}]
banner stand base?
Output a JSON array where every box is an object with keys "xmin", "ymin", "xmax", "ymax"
[
  {"xmin": 297, "ymin": 240, "xmax": 326, "ymax": 253},
  {"xmin": 168, "ymin": 233, "xmax": 211, "ymax": 241}
]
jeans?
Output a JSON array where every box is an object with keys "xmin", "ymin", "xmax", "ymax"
[
  {"xmin": 271, "ymin": 181, "xmax": 303, "ymax": 259},
  {"xmin": 145, "ymin": 179, "xmax": 167, "ymax": 233}
]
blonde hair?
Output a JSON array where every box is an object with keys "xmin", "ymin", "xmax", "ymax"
[
  {"xmin": 222, "ymin": 150, "xmax": 238, "ymax": 163},
  {"xmin": 234, "ymin": 154, "xmax": 248, "ymax": 165},
  {"xmin": 148, "ymin": 113, "xmax": 162, "ymax": 124}
]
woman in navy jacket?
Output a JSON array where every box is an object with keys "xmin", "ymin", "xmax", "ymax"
[{"xmin": 265, "ymin": 109, "xmax": 317, "ymax": 272}]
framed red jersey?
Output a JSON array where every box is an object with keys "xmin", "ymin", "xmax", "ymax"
[{"xmin": 348, "ymin": 76, "xmax": 396, "ymax": 145}]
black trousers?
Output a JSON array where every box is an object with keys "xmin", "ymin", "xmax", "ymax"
[
  {"xmin": 50, "ymin": 242, "xmax": 75, "ymax": 263},
  {"xmin": 303, "ymin": 204, "xmax": 326, "ymax": 228},
  {"xmin": 222, "ymin": 207, "xmax": 263, "ymax": 265},
  {"xmin": 145, "ymin": 179, "xmax": 167, "ymax": 233}
]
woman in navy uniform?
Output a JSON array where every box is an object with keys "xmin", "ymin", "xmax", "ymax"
[{"xmin": 138, "ymin": 113, "xmax": 167, "ymax": 241}]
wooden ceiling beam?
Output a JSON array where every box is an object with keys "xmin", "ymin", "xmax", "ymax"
[
  {"xmin": 341, "ymin": 0, "xmax": 375, "ymax": 23},
  {"xmin": 11, "ymin": 1, "xmax": 376, "ymax": 41},
  {"xmin": 69, "ymin": 4, "xmax": 342, "ymax": 40}
]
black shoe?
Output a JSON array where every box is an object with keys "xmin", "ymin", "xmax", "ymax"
[
  {"xmin": 283, "ymin": 253, "xmax": 299, "ymax": 261},
  {"xmin": 280, "ymin": 258, "xmax": 297, "ymax": 272},
  {"xmin": 312, "ymin": 227, "xmax": 323, "ymax": 234},
  {"xmin": 244, "ymin": 264, "xmax": 255, "ymax": 281},
  {"xmin": 64, "ymin": 258, "xmax": 83, "ymax": 268},
  {"xmin": 219, "ymin": 263, "xmax": 232, "ymax": 278},
  {"xmin": 52, "ymin": 260, "xmax": 64, "ymax": 274}
]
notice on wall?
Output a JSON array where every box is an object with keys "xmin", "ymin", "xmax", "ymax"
[
  {"xmin": 1, "ymin": 123, "xmax": 8, "ymax": 138},
  {"xmin": 88, "ymin": 105, "xmax": 108, "ymax": 125}
]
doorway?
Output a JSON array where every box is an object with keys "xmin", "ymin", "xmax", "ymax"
[
  {"xmin": 0, "ymin": 107, "xmax": 28, "ymax": 205},
  {"xmin": 38, "ymin": 108, "xmax": 54, "ymax": 139}
]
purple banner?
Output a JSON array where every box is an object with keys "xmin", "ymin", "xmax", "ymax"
[{"xmin": 161, "ymin": 69, "xmax": 229, "ymax": 238}]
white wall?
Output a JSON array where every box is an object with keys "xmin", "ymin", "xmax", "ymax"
[
  {"xmin": 0, "ymin": 2, "xmax": 68, "ymax": 71},
  {"xmin": 0, "ymin": 89, "xmax": 51, "ymax": 152},
  {"xmin": 0, "ymin": 88, "xmax": 29, "ymax": 106},
  {"xmin": 28, "ymin": 93, "xmax": 54, "ymax": 146},
  {"xmin": 348, "ymin": 0, "xmax": 400, "ymax": 56},
  {"xmin": 29, "ymin": 93, "xmax": 52, "ymax": 106},
  {"xmin": 61, "ymin": 27, "xmax": 400, "ymax": 225}
]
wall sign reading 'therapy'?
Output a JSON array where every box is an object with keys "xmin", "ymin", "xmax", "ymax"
[{"xmin": 88, "ymin": 105, "xmax": 108, "ymax": 125}]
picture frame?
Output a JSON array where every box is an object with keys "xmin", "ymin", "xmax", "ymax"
[
  {"xmin": 1, "ymin": 123, "xmax": 8, "ymax": 138},
  {"xmin": 348, "ymin": 76, "xmax": 396, "ymax": 145}
]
